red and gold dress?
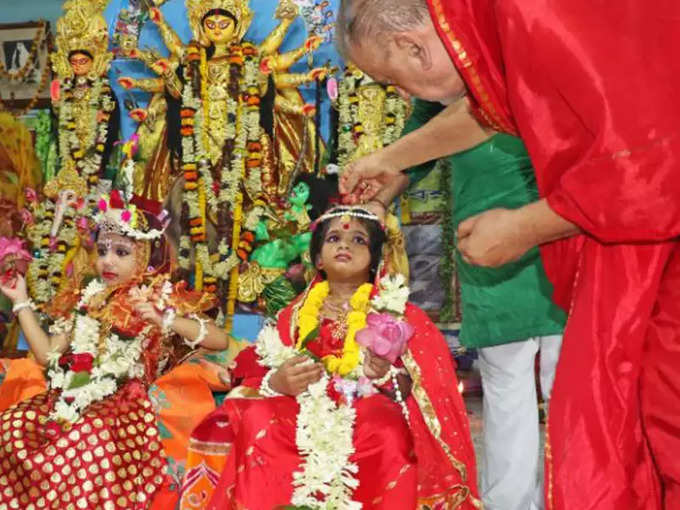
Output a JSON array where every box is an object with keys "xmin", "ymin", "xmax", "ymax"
[
  {"xmin": 0, "ymin": 276, "xmax": 224, "ymax": 510},
  {"xmin": 180, "ymin": 297, "xmax": 479, "ymax": 509}
]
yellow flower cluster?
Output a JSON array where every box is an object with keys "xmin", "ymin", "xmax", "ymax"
[{"xmin": 296, "ymin": 281, "xmax": 373, "ymax": 377}]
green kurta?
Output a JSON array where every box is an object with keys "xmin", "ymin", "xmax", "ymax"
[{"xmin": 406, "ymin": 100, "xmax": 565, "ymax": 348}]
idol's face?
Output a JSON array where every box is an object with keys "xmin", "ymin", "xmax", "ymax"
[
  {"xmin": 95, "ymin": 233, "xmax": 138, "ymax": 287},
  {"xmin": 69, "ymin": 52, "xmax": 93, "ymax": 77},
  {"xmin": 317, "ymin": 217, "xmax": 372, "ymax": 283},
  {"xmin": 203, "ymin": 14, "xmax": 236, "ymax": 45}
]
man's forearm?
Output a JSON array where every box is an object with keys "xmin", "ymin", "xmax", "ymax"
[
  {"xmin": 381, "ymin": 99, "xmax": 491, "ymax": 172},
  {"xmin": 518, "ymin": 199, "xmax": 581, "ymax": 246}
]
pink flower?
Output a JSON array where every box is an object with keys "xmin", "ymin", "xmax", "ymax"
[
  {"xmin": 24, "ymin": 187, "xmax": 37, "ymax": 203},
  {"xmin": 97, "ymin": 199, "xmax": 107, "ymax": 212},
  {"xmin": 120, "ymin": 210, "xmax": 132, "ymax": 223},
  {"xmin": 19, "ymin": 208, "xmax": 34, "ymax": 226},
  {"xmin": 326, "ymin": 77, "xmax": 338, "ymax": 101},
  {"xmin": 356, "ymin": 313, "xmax": 414, "ymax": 363},
  {"xmin": 0, "ymin": 237, "xmax": 32, "ymax": 277}
]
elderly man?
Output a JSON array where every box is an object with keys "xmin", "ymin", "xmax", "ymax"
[{"xmin": 336, "ymin": 1, "xmax": 680, "ymax": 509}]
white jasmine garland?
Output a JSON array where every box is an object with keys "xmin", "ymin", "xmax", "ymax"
[
  {"xmin": 47, "ymin": 279, "xmax": 147, "ymax": 424},
  {"xmin": 370, "ymin": 273, "xmax": 410, "ymax": 315},
  {"xmin": 254, "ymin": 323, "xmax": 362, "ymax": 508}
]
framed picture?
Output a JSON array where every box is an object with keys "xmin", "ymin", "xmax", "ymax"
[{"xmin": 0, "ymin": 21, "xmax": 53, "ymax": 111}]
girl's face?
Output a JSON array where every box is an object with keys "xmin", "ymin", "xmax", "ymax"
[
  {"xmin": 95, "ymin": 233, "xmax": 138, "ymax": 287},
  {"xmin": 317, "ymin": 217, "xmax": 372, "ymax": 283}
]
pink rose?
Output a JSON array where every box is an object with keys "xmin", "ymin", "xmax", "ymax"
[
  {"xmin": 18, "ymin": 208, "xmax": 33, "ymax": 226},
  {"xmin": 356, "ymin": 313, "xmax": 414, "ymax": 363},
  {"xmin": 120, "ymin": 210, "xmax": 132, "ymax": 223},
  {"xmin": 24, "ymin": 187, "xmax": 38, "ymax": 203},
  {"xmin": 0, "ymin": 237, "xmax": 32, "ymax": 278},
  {"xmin": 97, "ymin": 199, "xmax": 108, "ymax": 212}
]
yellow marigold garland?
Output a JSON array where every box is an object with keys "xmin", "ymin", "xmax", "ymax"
[{"xmin": 295, "ymin": 281, "xmax": 373, "ymax": 377}]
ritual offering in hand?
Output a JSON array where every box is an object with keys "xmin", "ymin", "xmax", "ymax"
[{"xmin": 0, "ymin": 237, "xmax": 32, "ymax": 284}]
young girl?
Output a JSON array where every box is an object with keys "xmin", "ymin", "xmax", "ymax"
[
  {"xmin": 0, "ymin": 192, "xmax": 229, "ymax": 509},
  {"xmin": 180, "ymin": 206, "xmax": 480, "ymax": 509}
]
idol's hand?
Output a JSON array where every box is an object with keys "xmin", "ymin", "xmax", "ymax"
[
  {"xmin": 118, "ymin": 77, "xmax": 136, "ymax": 90},
  {"xmin": 305, "ymin": 35, "xmax": 322, "ymax": 52},
  {"xmin": 136, "ymin": 301, "xmax": 163, "ymax": 327},
  {"xmin": 363, "ymin": 350, "xmax": 392, "ymax": 380},
  {"xmin": 0, "ymin": 274, "xmax": 29, "ymax": 304},
  {"xmin": 275, "ymin": 0, "xmax": 298, "ymax": 20},
  {"xmin": 339, "ymin": 151, "xmax": 401, "ymax": 203},
  {"xmin": 269, "ymin": 356, "xmax": 324, "ymax": 396},
  {"xmin": 457, "ymin": 208, "xmax": 533, "ymax": 267},
  {"xmin": 149, "ymin": 7, "xmax": 163, "ymax": 24}
]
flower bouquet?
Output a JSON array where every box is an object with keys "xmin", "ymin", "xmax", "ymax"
[
  {"xmin": 356, "ymin": 274, "xmax": 414, "ymax": 363},
  {"xmin": 0, "ymin": 237, "xmax": 32, "ymax": 285}
]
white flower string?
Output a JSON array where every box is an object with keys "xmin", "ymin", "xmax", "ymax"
[
  {"xmin": 259, "ymin": 368, "xmax": 283, "ymax": 397},
  {"xmin": 161, "ymin": 308, "xmax": 176, "ymax": 336},
  {"xmin": 11, "ymin": 299, "xmax": 36, "ymax": 314},
  {"xmin": 184, "ymin": 314, "xmax": 208, "ymax": 349},
  {"xmin": 46, "ymin": 279, "xmax": 147, "ymax": 424}
]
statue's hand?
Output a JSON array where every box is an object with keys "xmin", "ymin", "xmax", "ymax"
[
  {"xmin": 302, "ymin": 103, "xmax": 316, "ymax": 117},
  {"xmin": 118, "ymin": 77, "xmax": 136, "ymax": 90},
  {"xmin": 128, "ymin": 108, "xmax": 148, "ymax": 123},
  {"xmin": 149, "ymin": 58, "xmax": 170, "ymax": 76},
  {"xmin": 149, "ymin": 6, "xmax": 164, "ymax": 24},
  {"xmin": 274, "ymin": 0, "xmax": 298, "ymax": 20},
  {"xmin": 305, "ymin": 35, "xmax": 322, "ymax": 52},
  {"xmin": 259, "ymin": 56, "xmax": 273, "ymax": 75},
  {"xmin": 310, "ymin": 67, "xmax": 329, "ymax": 81}
]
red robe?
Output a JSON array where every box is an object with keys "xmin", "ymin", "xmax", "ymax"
[
  {"xmin": 427, "ymin": 1, "xmax": 680, "ymax": 508},
  {"xmin": 180, "ymin": 299, "xmax": 480, "ymax": 509}
]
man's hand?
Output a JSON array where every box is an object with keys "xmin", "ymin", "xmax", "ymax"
[
  {"xmin": 339, "ymin": 150, "xmax": 402, "ymax": 203},
  {"xmin": 457, "ymin": 208, "xmax": 535, "ymax": 267},
  {"xmin": 269, "ymin": 356, "xmax": 324, "ymax": 396}
]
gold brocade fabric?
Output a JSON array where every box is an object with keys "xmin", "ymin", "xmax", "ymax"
[{"xmin": 0, "ymin": 385, "xmax": 166, "ymax": 509}]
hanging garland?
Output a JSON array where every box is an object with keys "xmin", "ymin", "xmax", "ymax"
[
  {"xmin": 179, "ymin": 40, "xmax": 262, "ymax": 325},
  {"xmin": 56, "ymin": 76, "xmax": 114, "ymax": 194}
]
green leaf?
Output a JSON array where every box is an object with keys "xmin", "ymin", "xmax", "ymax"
[
  {"xmin": 298, "ymin": 325, "xmax": 320, "ymax": 350},
  {"xmin": 67, "ymin": 371, "xmax": 91, "ymax": 389}
]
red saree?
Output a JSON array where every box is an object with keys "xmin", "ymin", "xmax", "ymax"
[
  {"xmin": 427, "ymin": 1, "xmax": 680, "ymax": 508},
  {"xmin": 180, "ymin": 300, "xmax": 479, "ymax": 509}
]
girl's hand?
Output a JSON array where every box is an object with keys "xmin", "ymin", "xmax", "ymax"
[
  {"xmin": 269, "ymin": 356, "xmax": 324, "ymax": 396},
  {"xmin": 136, "ymin": 301, "xmax": 163, "ymax": 327},
  {"xmin": 363, "ymin": 349, "xmax": 392, "ymax": 380},
  {"xmin": 0, "ymin": 274, "xmax": 29, "ymax": 304}
]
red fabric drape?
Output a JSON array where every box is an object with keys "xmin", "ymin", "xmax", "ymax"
[{"xmin": 427, "ymin": 1, "xmax": 680, "ymax": 508}]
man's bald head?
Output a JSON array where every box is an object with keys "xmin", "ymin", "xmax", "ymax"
[
  {"xmin": 336, "ymin": 0, "xmax": 430, "ymax": 58},
  {"xmin": 335, "ymin": 0, "xmax": 466, "ymax": 104}
]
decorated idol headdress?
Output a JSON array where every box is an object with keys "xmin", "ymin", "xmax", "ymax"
[
  {"xmin": 186, "ymin": 0, "xmax": 254, "ymax": 42},
  {"xmin": 95, "ymin": 190, "xmax": 169, "ymax": 241},
  {"xmin": 51, "ymin": 0, "xmax": 113, "ymax": 80}
]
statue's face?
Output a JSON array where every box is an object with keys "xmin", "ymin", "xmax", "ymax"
[
  {"xmin": 69, "ymin": 52, "xmax": 93, "ymax": 77},
  {"xmin": 291, "ymin": 182, "xmax": 310, "ymax": 204},
  {"xmin": 203, "ymin": 14, "xmax": 236, "ymax": 45}
]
